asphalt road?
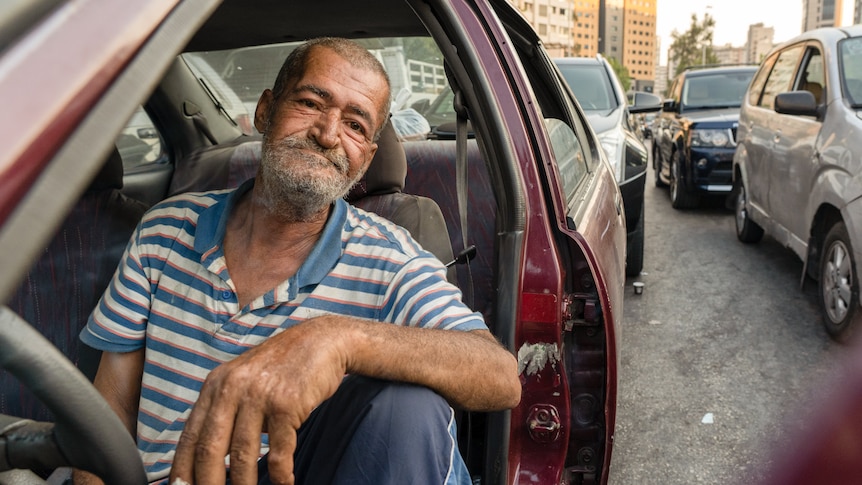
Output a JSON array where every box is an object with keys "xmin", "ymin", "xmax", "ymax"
[{"xmin": 607, "ymin": 146, "xmax": 853, "ymax": 484}]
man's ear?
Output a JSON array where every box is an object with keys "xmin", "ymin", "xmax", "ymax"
[{"xmin": 254, "ymin": 89, "xmax": 275, "ymax": 133}]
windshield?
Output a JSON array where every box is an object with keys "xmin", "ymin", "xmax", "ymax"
[
  {"xmin": 682, "ymin": 71, "xmax": 755, "ymax": 109},
  {"xmin": 840, "ymin": 37, "xmax": 862, "ymax": 107},
  {"xmin": 181, "ymin": 37, "xmax": 452, "ymax": 136},
  {"xmin": 556, "ymin": 63, "xmax": 618, "ymax": 112}
]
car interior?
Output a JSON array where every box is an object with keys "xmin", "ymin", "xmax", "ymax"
[{"xmin": 0, "ymin": 1, "xmax": 617, "ymax": 483}]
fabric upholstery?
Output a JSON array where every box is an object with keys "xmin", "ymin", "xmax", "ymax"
[
  {"xmin": 401, "ymin": 140, "xmax": 496, "ymax": 322},
  {"xmin": 2, "ymin": 148, "xmax": 148, "ymax": 421}
]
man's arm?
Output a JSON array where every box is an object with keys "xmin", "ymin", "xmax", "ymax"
[
  {"xmin": 72, "ymin": 349, "xmax": 145, "ymax": 485},
  {"xmin": 171, "ymin": 315, "xmax": 520, "ymax": 485}
]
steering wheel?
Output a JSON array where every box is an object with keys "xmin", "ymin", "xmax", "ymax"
[{"xmin": 0, "ymin": 307, "xmax": 147, "ymax": 485}]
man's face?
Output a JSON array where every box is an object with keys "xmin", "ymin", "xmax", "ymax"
[{"xmin": 254, "ymin": 46, "xmax": 388, "ymax": 220}]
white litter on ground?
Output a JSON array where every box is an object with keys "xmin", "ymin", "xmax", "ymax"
[{"xmin": 701, "ymin": 413, "xmax": 714, "ymax": 424}]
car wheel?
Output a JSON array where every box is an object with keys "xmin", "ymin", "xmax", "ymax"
[
  {"xmin": 653, "ymin": 144, "xmax": 667, "ymax": 188},
  {"xmin": 734, "ymin": 179, "xmax": 763, "ymax": 243},
  {"xmin": 669, "ymin": 150, "xmax": 699, "ymax": 209},
  {"xmin": 819, "ymin": 221, "xmax": 860, "ymax": 342},
  {"xmin": 626, "ymin": 205, "xmax": 644, "ymax": 277}
]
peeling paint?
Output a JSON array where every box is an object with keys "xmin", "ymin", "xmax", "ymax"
[{"xmin": 517, "ymin": 342, "xmax": 561, "ymax": 376}]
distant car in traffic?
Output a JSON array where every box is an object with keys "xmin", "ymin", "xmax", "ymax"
[
  {"xmin": 732, "ymin": 25, "xmax": 862, "ymax": 342},
  {"xmin": 555, "ymin": 55, "xmax": 661, "ymax": 276},
  {"xmin": 653, "ymin": 65, "xmax": 757, "ymax": 209}
]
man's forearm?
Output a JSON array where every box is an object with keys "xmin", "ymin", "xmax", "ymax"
[{"xmin": 336, "ymin": 318, "xmax": 521, "ymax": 410}]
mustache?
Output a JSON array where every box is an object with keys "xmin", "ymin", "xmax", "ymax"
[{"xmin": 274, "ymin": 136, "xmax": 350, "ymax": 174}]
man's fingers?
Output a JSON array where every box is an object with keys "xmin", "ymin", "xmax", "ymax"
[
  {"xmin": 227, "ymin": 409, "xmax": 265, "ymax": 485},
  {"xmin": 170, "ymin": 380, "xmax": 234, "ymax": 484},
  {"xmin": 262, "ymin": 415, "xmax": 298, "ymax": 485}
]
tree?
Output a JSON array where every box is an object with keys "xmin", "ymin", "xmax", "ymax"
[
  {"xmin": 670, "ymin": 13, "xmax": 719, "ymax": 76},
  {"xmin": 606, "ymin": 56, "xmax": 631, "ymax": 92}
]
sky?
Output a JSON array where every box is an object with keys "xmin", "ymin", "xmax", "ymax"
[{"xmin": 656, "ymin": 0, "xmax": 855, "ymax": 64}]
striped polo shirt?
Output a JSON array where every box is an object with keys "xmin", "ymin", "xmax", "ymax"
[{"xmin": 80, "ymin": 180, "xmax": 486, "ymax": 483}]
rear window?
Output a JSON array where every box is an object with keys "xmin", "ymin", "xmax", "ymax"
[{"xmin": 557, "ymin": 63, "xmax": 618, "ymax": 111}]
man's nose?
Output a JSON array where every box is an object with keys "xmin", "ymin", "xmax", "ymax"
[{"xmin": 311, "ymin": 108, "xmax": 340, "ymax": 148}]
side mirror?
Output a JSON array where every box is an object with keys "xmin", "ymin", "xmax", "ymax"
[
  {"xmin": 774, "ymin": 91, "xmax": 820, "ymax": 118},
  {"xmin": 661, "ymin": 99, "xmax": 678, "ymax": 113},
  {"xmin": 630, "ymin": 91, "xmax": 663, "ymax": 114}
]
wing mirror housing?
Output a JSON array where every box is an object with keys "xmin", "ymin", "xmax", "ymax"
[
  {"xmin": 629, "ymin": 91, "xmax": 663, "ymax": 114},
  {"xmin": 774, "ymin": 91, "xmax": 820, "ymax": 118}
]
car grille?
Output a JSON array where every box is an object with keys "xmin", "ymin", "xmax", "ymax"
[{"xmin": 731, "ymin": 125, "xmax": 738, "ymax": 145}]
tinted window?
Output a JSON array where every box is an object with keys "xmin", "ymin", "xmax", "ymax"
[
  {"xmin": 557, "ymin": 63, "xmax": 618, "ymax": 111},
  {"xmin": 760, "ymin": 45, "xmax": 804, "ymax": 109}
]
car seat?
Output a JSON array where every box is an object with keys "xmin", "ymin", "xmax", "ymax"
[
  {"xmin": 168, "ymin": 122, "xmax": 456, "ymax": 279},
  {"xmin": 2, "ymin": 146, "xmax": 148, "ymax": 421}
]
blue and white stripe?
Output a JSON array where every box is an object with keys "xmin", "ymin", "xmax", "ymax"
[{"xmin": 81, "ymin": 181, "xmax": 485, "ymax": 483}]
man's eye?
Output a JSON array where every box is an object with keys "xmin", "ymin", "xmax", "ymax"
[
  {"xmin": 301, "ymin": 99, "xmax": 317, "ymax": 108},
  {"xmin": 348, "ymin": 121, "xmax": 365, "ymax": 133}
]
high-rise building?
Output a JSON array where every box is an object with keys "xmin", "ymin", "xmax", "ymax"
[
  {"xmin": 622, "ymin": 0, "xmax": 657, "ymax": 83},
  {"xmin": 714, "ymin": 43, "xmax": 746, "ymax": 65},
  {"xmin": 803, "ymin": 0, "xmax": 843, "ymax": 31},
  {"xmin": 573, "ymin": 0, "xmax": 601, "ymax": 57},
  {"xmin": 513, "ymin": 0, "xmax": 578, "ymax": 57},
  {"xmin": 746, "ymin": 23, "xmax": 775, "ymax": 64},
  {"xmin": 855, "ymin": 0, "xmax": 861, "ymax": 23},
  {"xmin": 599, "ymin": 0, "xmax": 625, "ymax": 59}
]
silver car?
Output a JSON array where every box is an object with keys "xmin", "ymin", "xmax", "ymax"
[{"xmin": 733, "ymin": 25, "xmax": 862, "ymax": 342}]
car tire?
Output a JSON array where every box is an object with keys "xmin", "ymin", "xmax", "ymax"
[
  {"xmin": 626, "ymin": 205, "xmax": 645, "ymax": 277},
  {"xmin": 669, "ymin": 150, "xmax": 699, "ymax": 209},
  {"xmin": 653, "ymin": 144, "xmax": 667, "ymax": 188},
  {"xmin": 734, "ymin": 179, "xmax": 763, "ymax": 243},
  {"xmin": 819, "ymin": 221, "xmax": 860, "ymax": 343}
]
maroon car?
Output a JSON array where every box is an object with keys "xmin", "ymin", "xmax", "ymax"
[{"xmin": 0, "ymin": 1, "xmax": 626, "ymax": 483}]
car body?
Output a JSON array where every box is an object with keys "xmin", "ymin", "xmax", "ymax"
[
  {"xmin": 554, "ymin": 55, "xmax": 662, "ymax": 277},
  {"xmin": 653, "ymin": 65, "xmax": 757, "ymax": 209},
  {"xmin": 732, "ymin": 25, "xmax": 862, "ymax": 342},
  {"xmin": 0, "ymin": 0, "xmax": 626, "ymax": 484}
]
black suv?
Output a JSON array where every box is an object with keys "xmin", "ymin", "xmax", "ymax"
[{"xmin": 653, "ymin": 65, "xmax": 757, "ymax": 209}]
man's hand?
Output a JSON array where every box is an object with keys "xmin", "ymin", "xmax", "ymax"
[{"xmin": 169, "ymin": 317, "xmax": 349, "ymax": 485}]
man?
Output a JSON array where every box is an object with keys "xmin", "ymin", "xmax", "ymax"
[{"xmin": 75, "ymin": 37, "xmax": 520, "ymax": 485}]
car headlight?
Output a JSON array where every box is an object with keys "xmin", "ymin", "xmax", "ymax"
[
  {"xmin": 597, "ymin": 129, "xmax": 624, "ymax": 180},
  {"xmin": 690, "ymin": 128, "xmax": 731, "ymax": 147}
]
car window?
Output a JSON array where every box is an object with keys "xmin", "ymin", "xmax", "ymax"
[
  {"xmin": 759, "ymin": 45, "xmax": 804, "ymax": 109},
  {"xmin": 682, "ymin": 71, "xmax": 754, "ymax": 109},
  {"xmin": 747, "ymin": 52, "xmax": 778, "ymax": 106},
  {"xmin": 185, "ymin": 38, "xmax": 451, "ymax": 140},
  {"xmin": 840, "ymin": 37, "xmax": 862, "ymax": 107},
  {"xmin": 796, "ymin": 47, "xmax": 825, "ymax": 103},
  {"xmin": 116, "ymin": 107, "xmax": 164, "ymax": 171},
  {"xmin": 545, "ymin": 118, "xmax": 588, "ymax": 200},
  {"xmin": 556, "ymin": 64, "xmax": 618, "ymax": 112}
]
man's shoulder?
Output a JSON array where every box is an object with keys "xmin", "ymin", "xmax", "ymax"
[
  {"xmin": 343, "ymin": 204, "xmax": 426, "ymax": 260},
  {"xmin": 145, "ymin": 189, "xmax": 233, "ymax": 221}
]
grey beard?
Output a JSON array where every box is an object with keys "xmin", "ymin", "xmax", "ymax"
[{"xmin": 257, "ymin": 135, "xmax": 362, "ymax": 222}]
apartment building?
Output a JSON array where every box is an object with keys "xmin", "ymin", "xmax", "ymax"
[
  {"xmin": 621, "ymin": 0, "xmax": 657, "ymax": 83},
  {"xmin": 714, "ymin": 43, "xmax": 746, "ymax": 65},
  {"xmin": 573, "ymin": 0, "xmax": 601, "ymax": 57},
  {"xmin": 803, "ymin": 0, "xmax": 843, "ymax": 31},
  {"xmin": 746, "ymin": 23, "xmax": 774, "ymax": 64},
  {"xmin": 514, "ymin": 0, "xmax": 579, "ymax": 56}
]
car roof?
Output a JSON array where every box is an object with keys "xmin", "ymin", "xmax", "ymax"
[{"xmin": 187, "ymin": 0, "xmax": 448, "ymax": 51}]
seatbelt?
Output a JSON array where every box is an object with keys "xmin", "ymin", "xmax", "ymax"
[{"xmin": 452, "ymin": 89, "xmax": 474, "ymax": 309}]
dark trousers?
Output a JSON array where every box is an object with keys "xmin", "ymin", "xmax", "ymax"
[{"xmin": 254, "ymin": 376, "xmax": 470, "ymax": 485}]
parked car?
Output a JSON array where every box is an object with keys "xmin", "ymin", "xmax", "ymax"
[
  {"xmin": 732, "ymin": 25, "xmax": 862, "ymax": 342},
  {"xmin": 554, "ymin": 55, "xmax": 662, "ymax": 277},
  {"xmin": 0, "ymin": 0, "xmax": 627, "ymax": 484},
  {"xmin": 653, "ymin": 65, "xmax": 757, "ymax": 209}
]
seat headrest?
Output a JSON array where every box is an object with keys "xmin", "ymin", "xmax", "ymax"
[
  {"xmin": 88, "ymin": 146, "xmax": 124, "ymax": 191},
  {"xmin": 346, "ymin": 121, "xmax": 406, "ymax": 201}
]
